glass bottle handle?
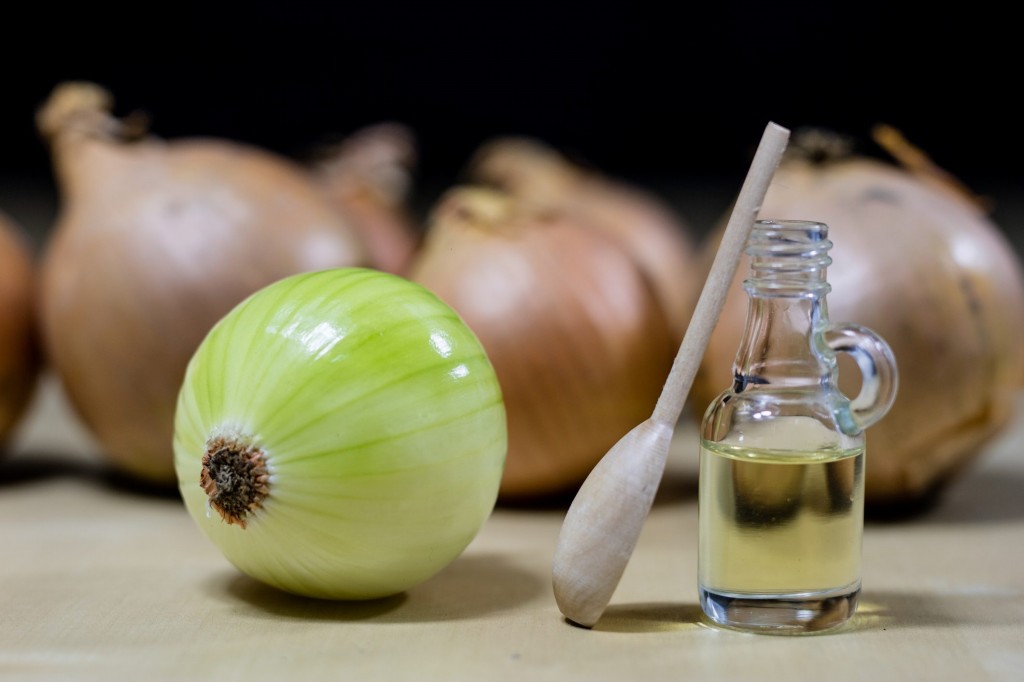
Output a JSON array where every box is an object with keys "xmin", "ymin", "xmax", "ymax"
[{"xmin": 822, "ymin": 323, "xmax": 899, "ymax": 434}]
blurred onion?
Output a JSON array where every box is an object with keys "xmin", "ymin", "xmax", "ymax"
[
  {"xmin": 690, "ymin": 127, "xmax": 1024, "ymax": 507},
  {"xmin": 0, "ymin": 211, "xmax": 41, "ymax": 446},
  {"xmin": 466, "ymin": 136, "xmax": 700, "ymax": 345},
  {"xmin": 313, "ymin": 122, "xmax": 422, "ymax": 275},
  {"xmin": 36, "ymin": 81, "xmax": 368, "ymax": 483},
  {"xmin": 408, "ymin": 186, "xmax": 676, "ymax": 498}
]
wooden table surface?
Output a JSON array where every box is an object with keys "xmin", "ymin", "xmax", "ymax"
[{"xmin": 2, "ymin": 374, "xmax": 1022, "ymax": 681}]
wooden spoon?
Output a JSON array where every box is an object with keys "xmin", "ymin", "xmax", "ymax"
[{"xmin": 551, "ymin": 121, "xmax": 791, "ymax": 628}]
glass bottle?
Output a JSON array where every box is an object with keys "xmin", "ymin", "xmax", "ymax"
[{"xmin": 698, "ymin": 219, "xmax": 898, "ymax": 634}]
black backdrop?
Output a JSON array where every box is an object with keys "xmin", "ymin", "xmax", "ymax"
[{"xmin": 4, "ymin": 1, "xmax": 1021, "ymax": 238}]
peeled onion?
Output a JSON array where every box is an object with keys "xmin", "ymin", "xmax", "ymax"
[
  {"xmin": 407, "ymin": 186, "xmax": 676, "ymax": 498},
  {"xmin": 174, "ymin": 268, "xmax": 505, "ymax": 599},
  {"xmin": 312, "ymin": 122, "xmax": 422, "ymax": 275},
  {"xmin": 36, "ymin": 81, "xmax": 368, "ymax": 483},
  {"xmin": 0, "ymin": 211, "xmax": 41, "ymax": 445},
  {"xmin": 690, "ymin": 127, "xmax": 1024, "ymax": 507},
  {"xmin": 466, "ymin": 136, "xmax": 701, "ymax": 344}
]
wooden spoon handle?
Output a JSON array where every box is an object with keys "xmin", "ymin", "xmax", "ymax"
[{"xmin": 651, "ymin": 121, "xmax": 790, "ymax": 427}]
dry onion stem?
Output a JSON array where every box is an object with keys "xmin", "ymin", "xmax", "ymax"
[{"xmin": 200, "ymin": 435, "xmax": 270, "ymax": 528}]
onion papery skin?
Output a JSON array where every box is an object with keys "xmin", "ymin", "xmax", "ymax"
[
  {"xmin": 313, "ymin": 122, "xmax": 422, "ymax": 276},
  {"xmin": 174, "ymin": 268, "xmax": 506, "ymax": 600},
  {"xmin": 0, "ymin": 212, "xmax": 40, "ymax": 445},
  {"xmin": 408, "ymin": 187, "xmax": 675, "ymax": 499},
  {"xmin": 37, "ymin": 82, "xmax": 369, "ymax": 483},
  {"xmin": 690, "ymin": 151, "xmax": 1024, "ymax": 507},
  {"xmin": 466, "ymin": 136, "xmax": 701, "ymax": 345}
]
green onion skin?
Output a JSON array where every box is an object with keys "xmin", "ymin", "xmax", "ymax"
[{"xmin": 174, "ymin": 267, "xmax": 507, "ymax": 600}]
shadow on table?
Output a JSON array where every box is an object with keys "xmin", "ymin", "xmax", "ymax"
[
  {"xmin": 0, "ymin": 449, "xmax": 181, "ymax": 500},
  {"xmin": 867, "ymin": 469, "xmax": 1024, "ymax": 525},
  {"xmin": 0, "ymin": 450, "xmax": 97, "ymax": 485},
  {"xmin": 577, "ymin": 588, "xmax": 1019, "ymax": 634},
  {"xmin": 494, "ymin": 468, "xmax": 698, "ymax": 513},
  {"xmin": 858, "ymin": 588, "xmax": 1021, "ymax": 629},
  {"xmin": 210, "ymin": 552, "xmax": 546, "ymax": 623},
  {"xmin": 587, "ymin": 603, "xmax": 705, "ymax": 633}
]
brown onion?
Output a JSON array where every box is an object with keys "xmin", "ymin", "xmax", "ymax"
[
  {"xmin": 407, "ymin": 186, "xmax": 676, "ymax": 499},
  {"xmin": 312, "ymin": 122, "xmax": 422, "ymax": 275},
  {"xmin": 0, "ymin": 211, "xmax": 41, "ymax": 446},
  {"xmin": 466, "ymin": 136, "xmax": 701, "ymax": 345},
  {"xmin": 36, "ymin": 81, "xmax": 369, "ymax": 483},
  {"xmin": 690, "ymin": 127, "xmax": 1024, "ymax": 508}
]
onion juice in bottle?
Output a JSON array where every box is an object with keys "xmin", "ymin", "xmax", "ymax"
[{"xmin": 698, "ymin": 220, "xmax": 897, "ymax": 634}]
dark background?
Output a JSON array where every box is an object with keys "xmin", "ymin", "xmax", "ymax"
[{"xmin": 3, "ymin": 1, "xmax": 1021, "ymax": 249}]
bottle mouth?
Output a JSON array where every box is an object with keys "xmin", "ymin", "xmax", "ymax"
[
  {"xmin": 748, "ymin": 219, "xmax": 832, "ymax": 254},
  {"xmin": 744, "ymin": 219, "xmax": 832, "ymax": 296}
]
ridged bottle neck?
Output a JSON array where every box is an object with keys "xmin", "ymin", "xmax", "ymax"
[
  {"xmin": 733, "ymin": 220, "xmax": 835, "ymax": 391},
  {"xmin": 744, "ymin": 219, "xmax": 832, "ymax": 298}
]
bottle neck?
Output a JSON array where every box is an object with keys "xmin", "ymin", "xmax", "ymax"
[{"xmin": 733, "ymin": 220, "xmax": 835, "ymax": 391}]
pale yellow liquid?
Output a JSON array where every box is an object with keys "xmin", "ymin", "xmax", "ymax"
[{"xmin": 699, "ymin": 418, "xmax": 864, "ymax": 601}]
